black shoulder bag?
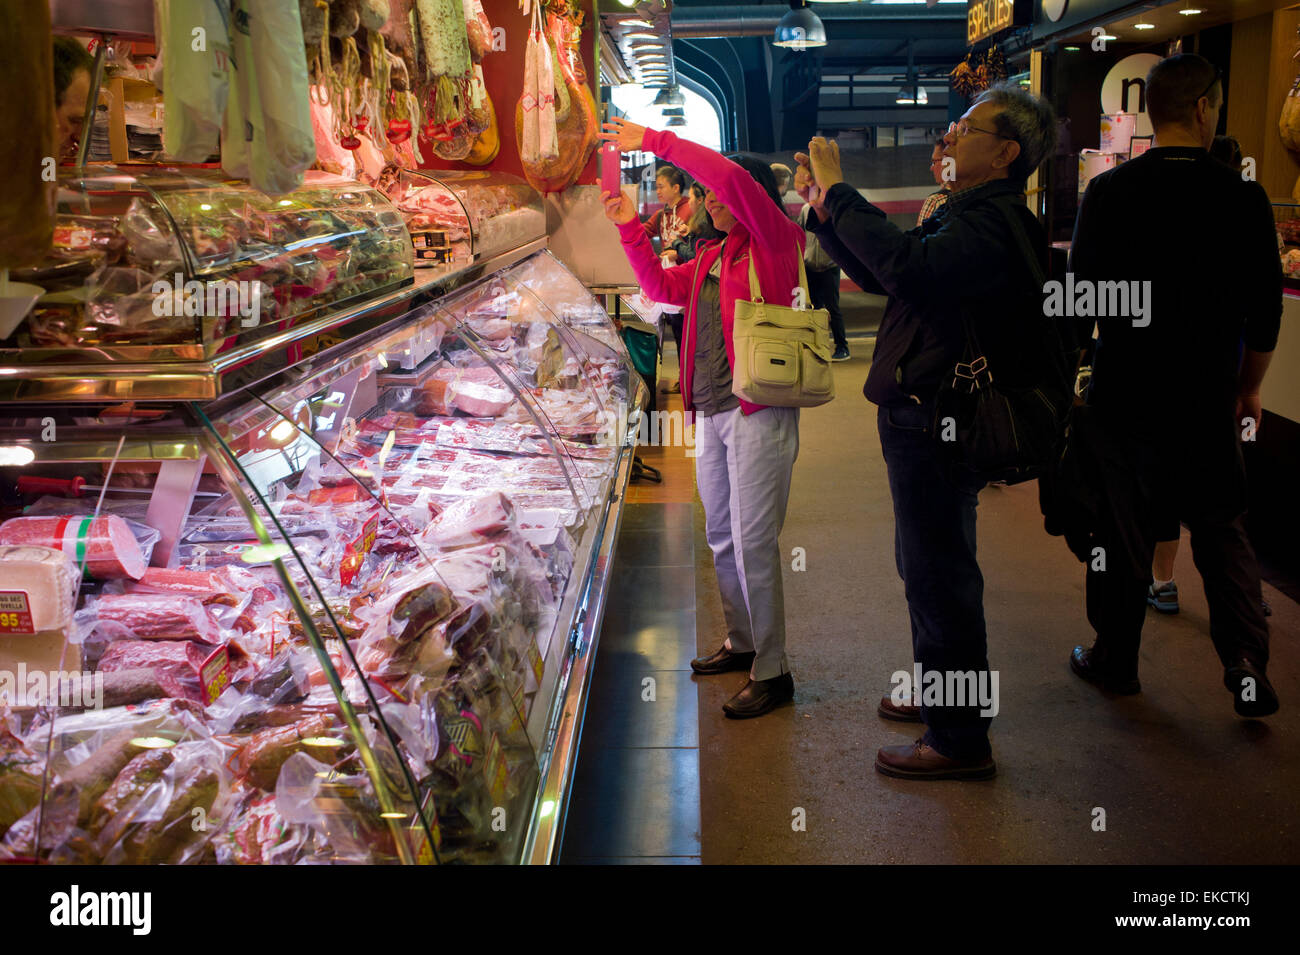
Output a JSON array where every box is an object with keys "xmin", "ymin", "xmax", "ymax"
[{"xmin": 933, "ymin": 201, "xmax": 1078, "ymax": 485}]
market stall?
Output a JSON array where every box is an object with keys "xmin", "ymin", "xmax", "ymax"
[{"xmin": 0, "ymin": 1, "xmax": 644, "ymax": 866}]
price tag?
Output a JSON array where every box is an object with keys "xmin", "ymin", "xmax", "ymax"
[
  {"xmin": 0, "ymin": 592, "xmax": 36, "ymax": 634},
  {"xmin": 528, "ymin": 640, "xmax": 545, "ymax": 685},
  {"xmin": 199, "ymin": 645, "xmax": 231, "ymax": 706},
  {"xmin": 340, "ymin": 513, "xmax": 380, "ymax": 587}
]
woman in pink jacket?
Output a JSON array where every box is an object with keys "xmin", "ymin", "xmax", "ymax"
[{"xmin": 601, "ymin": 118, "xmax": 805, "ymax": 719}]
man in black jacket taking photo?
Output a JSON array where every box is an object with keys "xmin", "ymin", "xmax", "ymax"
[{"xmin": 795, "ymin": 83, "xmax": 1058, "ymax": 780}]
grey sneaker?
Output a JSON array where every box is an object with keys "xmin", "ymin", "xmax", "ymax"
[{"xmin": 1147, "ymin": 581, "xmax": 1179, "ymax": 614}]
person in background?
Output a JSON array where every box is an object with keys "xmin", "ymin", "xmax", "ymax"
[
  {"xmin": 645, "ymin": 166, "xmax": 692, "ymax": 393},
  {"xmin": 771, "ymin": 163, "xmax": 796, "ymax": 205},
  {"xmin": 602, "ymin": 118, "xmax": 805, "ymax": 719},
  {"xmin": 668, "ymin": 182, "xmax": 722, "ymax": 265},
  {"xmin": 1069, "ymin": 54, "xmax": 1280, "ymax": 717},
  {"xmin": 54, "ymin": 36, "xmax": 95, "ymax": 160},
  {"xmin": 797, "ymin": 201, "xmax": 850, "ymax": 360},
  {"xmin": 1148, "ymin": 131, "xmax": 1271, "ymax": 619},
  {"xmin": 643, "ymin": 164, "xmax": 692, "ymax": 250},
  {"xmin": 796, "ymin": 83, "xmax": 1058, "ymax": 779},
  {"xmin": 917, "ymin": 138, "xmax": 952, "ymax": 226},
  {"xmin": 1209, "ymin": 133, "xmax": 1243, "ymax": 170}
]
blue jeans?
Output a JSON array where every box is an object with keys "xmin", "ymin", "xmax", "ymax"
[{"xmin": 877, "ymin": 402, "xmax": 992, "ymax": 760}]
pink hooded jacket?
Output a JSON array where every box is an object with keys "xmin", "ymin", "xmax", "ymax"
[{"xmin": 615, "ymin": 129, "xmax": 806, "ymax": 417}]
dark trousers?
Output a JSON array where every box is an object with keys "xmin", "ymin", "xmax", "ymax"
[
  {"xmin": 1085, "ymin": 454, "xmax": 1269, "ymax": 679},
  {"xmin": 878, "ymin": 402, "xmax": 991, "ymax": 760},
  {"xmin": 806, "ymin": 265, "xmax": 847, "ymax": 350}
]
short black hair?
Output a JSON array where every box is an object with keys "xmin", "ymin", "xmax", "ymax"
[
  {"xmin": 53, "ymin": 36, "xmax": 95, "ymax": 105},
  {"xmin": 656, "ymin": 164, "xmax": 686, "ymax": 192},
  {"xmin": 725, "ymin": 153, "xmax": 787, "ymax": 215},
  {"xmin": 1146, "ymin": 53, "xmax": 1220, "ymax": 130},
  {"xmin": 689, "ymin": 181, "xmax": 706, "ymax": 201}
]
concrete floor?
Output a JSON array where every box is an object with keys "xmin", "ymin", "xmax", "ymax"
[{"xmin": 694, "ymin": 356, "xmax": 1300, "ymax": 864}]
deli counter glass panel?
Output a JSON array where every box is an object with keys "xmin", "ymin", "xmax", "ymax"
[
  {"xmin": 2, "ymin": 167, "xmax": 414, "ymax": 357},
  {"xmin": 0, "ymin": 251, "xmax": 643, "ymax": 864}
]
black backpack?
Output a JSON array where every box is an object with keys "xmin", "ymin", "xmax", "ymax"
[{"xmin": 933, "ymin": 201, "xmax": 1082, "ymax": 485}]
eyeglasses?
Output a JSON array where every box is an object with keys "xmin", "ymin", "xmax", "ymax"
[
  {"xmin": 1198, "ymin": 69, "xmax": 1223, "ymax": 106},
  {"xmin": 947, "ymin": 119, "xmax": 1012, "ymax": 140}
]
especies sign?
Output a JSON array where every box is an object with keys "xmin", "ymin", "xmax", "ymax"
[{"xmin": 968, "ymin": 0, "xmax": 1014, "ymax": 45}]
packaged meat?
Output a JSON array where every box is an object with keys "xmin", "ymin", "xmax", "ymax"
[
  {"xmin": 0, "ymin": 545, "xmax": 78, "ymax": 634},
  {"xmin": 452, "ymin": 380, "xmax": 515, "ymax": 417},
  {"xmin": 232, "ymin": 714, "xmax": 334, "ymax": 791},
  {"xmin": 95, "ymin": 640, "xmax": 218, "ymax": 704},
  {"xmin": 95, "ymin": 741, "xmax": 223, "ymax": 864},
  {"xmin": 0, "ymin": 0, "xmax": 55, "ymax": 269},
  {"xmin": 424, "ymin": 492, "xmax": 514, "ymax": 550},
  {"xmin": 0, "ymin": 722, "xmax": 44, "ymax": 839},
  {"xmin": 0, "ymin": 515, "xmax": 150, "ymax": 581},
  {"xmin": 90, "ymin": 593, "xmax": 226, "ymax": 644}
]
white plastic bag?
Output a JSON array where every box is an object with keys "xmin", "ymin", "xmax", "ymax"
[{"xmin": 161, "ymin": 0, "xmax": 233, "ymax": 162}]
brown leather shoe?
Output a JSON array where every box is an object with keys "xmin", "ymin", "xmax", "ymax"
[
  {"xmin": 878, "ymin": 695, "xmax": 922, "ymax": 722},
  {"xmin": 691, "ymin": 644, "xmax": 755, "ymax": 675},
  {"xmin": 722, "ymin": 673, "xmax": 794, "ymax": 719},
  {"xmin": 874, "ymin": 739, "xmax": 996, "ymax": 780}
]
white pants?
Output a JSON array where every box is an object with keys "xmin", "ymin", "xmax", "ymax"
[{"xmin": 694, "ymin": 405, "xmax": 800, "ymax": 681}]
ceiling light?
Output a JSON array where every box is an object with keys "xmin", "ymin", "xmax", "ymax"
[
  {"xmin": 1134, "ymin": 22, "xmax": 1155, "ymax": 29},
  {"xmin": 773, "ymin": 4, "xmax": 827, "ymax": 50},
  {"xmin": 1097, "ymin": 32, "xmax": 1117, "ymax": 40},
  {"xmin": 666, "ymin": 116, "xmax": 688, "ymax": 126},
  {"xmin": 652, "ymin": 86, "xmax": 686, "ymax": 106},
  {"xmin": 618, "ymin": 0, "xmax": 636, "ymax": 7},
  {"xmin": 662, "ymin": 107, "xmax": 685, "ymax": 117},
  {"xmin": 1179, "ymin": 6, "xmax": 1202, "ymax": 13},
  {"xmin": 626, "ymin": 32, "xmax": 658, "ymax": 39},
  {"xmin": 1064, "ymin": 45, "xmax": 1080, "ymax": 51},
  {"xmin": 620, "ymin": 19, "xmax": 652, "ymax": 27},
  {"xmin": 896, "ymin": 88, "xmax": 915, "ymax": 104},
  {"xmin": 916, "ymin": 85, "xmax": 928, "ymax": 105}
]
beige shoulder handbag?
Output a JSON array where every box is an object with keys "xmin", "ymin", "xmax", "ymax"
[{"xmin": 729, "ymin": 241, "xmax": 836, "ymax": 407}]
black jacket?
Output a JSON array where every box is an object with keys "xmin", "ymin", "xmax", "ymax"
[{"xmin": 812, "ymin": 178, "xmax": 1048, "ymax": 407}]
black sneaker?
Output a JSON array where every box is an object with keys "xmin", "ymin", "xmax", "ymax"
[
  {"xmin": 832, "ymin": 345, "xmax": 850, "ymax": 361},
  {"xmin": 1224, "ymin": 659, "xmax": 1279, "ymax": 718}
]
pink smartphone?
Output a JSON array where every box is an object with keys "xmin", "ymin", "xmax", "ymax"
[{"xmin": 600, "ymin": 142, "xmax": 621, "ymax": 196}]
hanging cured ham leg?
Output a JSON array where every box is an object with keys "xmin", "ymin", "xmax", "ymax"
[{"xmin": 515, "ymin": 12, "xmax": 596, "ymax": 194}]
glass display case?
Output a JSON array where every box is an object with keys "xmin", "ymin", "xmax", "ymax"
[
  {"xmin": 375, "ymin": 169, "xmax": 545, "ymax": 267},
  {"xmin": 4, "ymin": 167, "xmax": 413, "ymax": 355},
  {"xmin": 0, "ymin": 251, "xmax": 647, "ymax": 864}
]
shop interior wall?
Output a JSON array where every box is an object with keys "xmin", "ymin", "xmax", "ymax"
[
  {"xmin": 1229, "ymin": 7, "xmax": 1300, "ymax": 201},
  {"xmin": 414, "ymin": 0, "xmax": 598, "ymax": 187}
]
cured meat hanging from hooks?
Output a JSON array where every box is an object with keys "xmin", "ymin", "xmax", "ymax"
[
  {"xmin": 516, "ymin": 8, "xmax": 596, "ymax": 194},
  {"xmin": 518, "ymin": 1, "xmax": 558, "ymax": 166},
  {"xmin": 416, "ymin": 0, "xmax": 473, "ymax": 144}
]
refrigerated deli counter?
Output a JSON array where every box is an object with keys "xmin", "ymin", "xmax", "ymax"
[{"xmin": 0, "ymin": 165, "xmax": 646, "ymax": 865}]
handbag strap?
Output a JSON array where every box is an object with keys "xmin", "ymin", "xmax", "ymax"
[{"xmin": 745, "ymin": 236, "xmax": 812, "ymax": 307}]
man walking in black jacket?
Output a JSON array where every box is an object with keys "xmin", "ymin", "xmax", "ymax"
[
  {"xmin": 1067, "ymin": 53, "xmax": 1280, "ymax": 716},
  {"xmin": 795, "ymin": 84, "xmax": 1058, "ymax": 779}
]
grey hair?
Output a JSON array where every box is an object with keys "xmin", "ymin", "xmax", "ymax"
[{"xmin": 973, "ymin": 83, "xmax": 1058, "ymax": 183}]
